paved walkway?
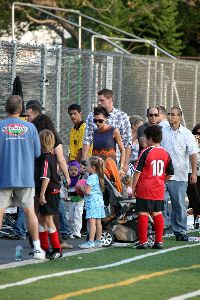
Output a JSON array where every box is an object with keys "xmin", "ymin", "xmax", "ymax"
[{"xmin": 0, "ymin": 236, "xmax": 85, "ymax": 265}]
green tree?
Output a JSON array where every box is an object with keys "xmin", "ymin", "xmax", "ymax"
[
  {"xmin": 0, "ymin": 0, "xmax": 194, "ymax": 57},
  {"xmin": 178, "ymin": 0, "xmax": 200, "ymax": 57},
  {"xmin": 125, "ymin": 0, "xmax": 184, "ymax": 56}
]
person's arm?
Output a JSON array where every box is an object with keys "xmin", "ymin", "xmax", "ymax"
[
  {"xmin": 81, "ymin": 113, "xmax": 93, "ymax": 160},
  {"xmin": 33, "ymin": 125, "xmax": 41, "ymax": 159},
  {"xmin": 124, "ymin": 147, "xmax": 131, "ymax": 174},
  {"xmin": 138, "ymin": 137, "xmax": 147, "ymax": 149},
  {"xmin": 165, "ymin": 155, "xmax": 174, "ymax": 182},
  {"xmin": 119, "ymin": 113, "xmax": 132, "ymax": 174},
  {"xmin": 113, "ymin": 128, "xmax": 125, "ymax": 175},
  {"xmin": 80, "ymin": 184, "xmax": 91, "ymax": 195},
  {"xmin": 132, "ymin": 171, "xmax": 141, "ymax": 197},
  {"xmin": 81, "ymin": 144, "xmax": 91, "ymax": 161},
  {"xmin": 39, "ymin": 178, "xmax": 49, "ymax": 205},
  {"xmin": 54, "ymin": 144, "xmax": 70, "ymax": 186},
  {"xmin": 190, "ymin": 153, "xmax": 197, "ymax": 184},
  {"xmin": 165, "ymin": 175, "xmax": 172, "ymax": 182},
  {"xmin": 75, "ymin": 149, "xmax": 82, "ymax": 162}
]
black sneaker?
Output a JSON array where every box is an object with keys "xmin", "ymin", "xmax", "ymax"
[
  {"xmin": 136, "ymin": 242, "xmax": 148, "ymax": 249},
  {"xmin": 152, "ymin": 242, "xmax": 164, "ymax": 249},
  {"xmin": 45, "ymin": 249, "xmax": 52, "ymax": 259},
  {"xmin": 50, "ymin": 248, "xmax": 62, "ymax": 260},
  {"xmin": 175, "ymin": 233, "xmax": 188, "ymax": 241}
]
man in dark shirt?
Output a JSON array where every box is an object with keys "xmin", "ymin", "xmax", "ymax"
[{"xmin": 137, "ymin": 107, "xmax": 160, "ymax": 154}]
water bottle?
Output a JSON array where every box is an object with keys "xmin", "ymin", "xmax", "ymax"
[
  {"xmin": 195, "ymin": 218, "xmax": 199, "ymax": 229},
  {"xmin": 15, "ymin": 245, "xmax": 23, "ymax": 261}
]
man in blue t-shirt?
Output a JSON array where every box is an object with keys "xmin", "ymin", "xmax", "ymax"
[{"xmin": 0, "ymin": 95, "xmax": 45, "ymax": 260}]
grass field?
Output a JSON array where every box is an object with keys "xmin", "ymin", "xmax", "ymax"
[{"xmin": 0, "ymin": 238, "xmax": 200, "ymax": 300}]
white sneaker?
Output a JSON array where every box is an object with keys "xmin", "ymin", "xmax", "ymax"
[
  {"xmin": 33, "ymin": 249, "xmax": 46, "ymax": 260},
  {"xmin": 73, "ymin": 232, "xmax": 81, "ymax": 239},
  {"xmin": 69, "ymin": 234, "xmax": 75, "ymax": 239}
]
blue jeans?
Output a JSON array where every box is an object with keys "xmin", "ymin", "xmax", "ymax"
[
  {"xmin": 13, "ymin": 208, "xmax": 27, "ymax": 238},
  {"xmin": 59, "ymin": 199, "xmax": 71, "ymax": 235},
  {"xmin": 163, "ymin": 189, "xmax": 171, "ymax": 227},
  {"xmin": 167, "ymin": 181, "xmax": 188, "ymax": 234}
]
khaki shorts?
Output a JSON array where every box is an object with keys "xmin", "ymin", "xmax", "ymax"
[{"xmin": 0, "ymin": 188, "xmax": 35, "ymax": 208}]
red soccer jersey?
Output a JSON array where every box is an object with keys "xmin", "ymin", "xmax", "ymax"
[{"xmin": 135, "ymin": 146, "xmax": 174, "ymax": 200}]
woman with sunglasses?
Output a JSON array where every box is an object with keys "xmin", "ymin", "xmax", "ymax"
[
  {"xmin": 187, "ymin": 123, "xmax": 200, "ymax": 226},
  {"xmin": 92, "ymin": 107, "xmax": 125, "ymax": 175}
]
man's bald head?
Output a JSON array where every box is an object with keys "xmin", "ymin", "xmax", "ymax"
[{"xmin": 5, "ymin": 95, "xmax": 22, "ymax": 115}]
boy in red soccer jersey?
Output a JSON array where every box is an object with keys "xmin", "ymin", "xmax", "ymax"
[{"xmin": 132, "ymin": 125, "xmax": 174, "ymax": 249}]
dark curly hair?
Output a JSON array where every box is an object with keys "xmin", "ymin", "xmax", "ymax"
[
  {"xmin": 192, "ymin": 123, "xmax": 200, "ymax": 135},
  {"xmin": 32, "ymin": 114, "xmax": 58, "ymax": 138}
]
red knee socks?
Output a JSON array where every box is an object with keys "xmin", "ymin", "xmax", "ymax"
[
  {"xmin": 138, "ymin": 215, "xmax": 149, "ymax": 244},
  {"xmin": 49, "ymin": 231, "xmax": 61, "ymax": 250},
  {"xmin": 153, "ymin": 214, "xmax": 164, "ymax": 243},
  {"xmin": 39, "ymin": 231, "xmax": 49, "ymax": 251}
]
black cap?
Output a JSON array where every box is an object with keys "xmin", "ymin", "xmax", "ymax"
[{"xmin": 26, "ymin": 100, "xmax": 45, "ymax": 111}]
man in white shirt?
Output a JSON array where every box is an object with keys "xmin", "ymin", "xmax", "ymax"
[
  {"xmin": 157, "ymin": 106, "xmax": 170, "ymax": 128},
  {"xmin": 161, "ymin": 107, "xmax": 197, "ymax": 241}
]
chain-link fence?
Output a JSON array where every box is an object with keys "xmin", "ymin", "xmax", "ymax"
[{"xmin": 0, "ymin": 41, "xmax": 200, "ymax": 153}]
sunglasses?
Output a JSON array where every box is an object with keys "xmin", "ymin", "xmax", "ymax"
[
  {"xmin": 93, "ymin": 119, "xmax": 104, "ymax": 124},
  {"xmin": 168, "ymin": 112, "xmax": 180, "ymax": 116},
  {"xmin": 195, "ymin": 132, "xmax": 200, "ymax": 135},
  {"xmin": 148, "ymin": 113, "xmax": 159, "ymax": 117}
]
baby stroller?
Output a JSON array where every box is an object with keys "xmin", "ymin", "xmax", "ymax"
[
  {"xmin": 101, "ymin": 158, "xmax": 154, "ymax": 247},
  {"xmin": 0, "ymin": 206, "xmax": 18, "ymax": 238}
]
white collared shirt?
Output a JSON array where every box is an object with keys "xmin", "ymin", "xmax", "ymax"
[{"xmin": 161, "ymin": 124, "xmax": 198, "ymax": 181}]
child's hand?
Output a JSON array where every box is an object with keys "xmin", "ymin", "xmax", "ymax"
[{"xmin": 39, "ymin": 194, "xmax": 47, "ymax": 205}]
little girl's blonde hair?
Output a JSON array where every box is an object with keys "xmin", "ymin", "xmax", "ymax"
[{"xmin": 39, "ymin": 129, "xmax": 55, "ymax": 153}]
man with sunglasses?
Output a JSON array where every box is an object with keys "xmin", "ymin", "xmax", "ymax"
[
  {"xmin": 81, "ymin": 89, "xmax": 131, "ymax": 174},
  {"xmin": 161, "ymin": 107, "xmax": 197, "ymax": 241},
  {"xmin": 137, "ymin": 107, "xmax": 159, "ymax": 154}
]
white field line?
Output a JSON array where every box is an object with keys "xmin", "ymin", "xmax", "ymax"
[
  {"xmin": 0, "ymin": 243, "xmax": 199, "ymax": 290},
  {"xmin": 168, "ymin": 289, "xmax": 200, "ymax": 300}
]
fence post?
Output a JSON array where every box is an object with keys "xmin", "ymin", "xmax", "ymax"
[
  {"xmin": 160, "ymin": 63, "xmax": 164, "ymax": 105},
  {"xmin": 11, "ymin": 41, "xmax": 17, "ymax": 91},
  {"xmin": 146, "ymin": 60, "xmax": 151, "ymax": 110},
  {"xmin": 115, "ymin": 54, "xmax": 123, "ymax": 110},
  {"xmin": 86, "ymin": 52, "xmax": 93, "ymax": 115},
  {"xmin": 56, "ymin": 46, "xmax": 62, "ymax": 132},
  {"xmin": 40, "ymin": 44, "xmax": 47, "ymax": 108},
  {"xmin": 170, "ymin": 63, "xmax": 175, "ymax": 108},
  {"xmin": 193, "ymin": 64, "xmax": 198, "ymax": 127}
]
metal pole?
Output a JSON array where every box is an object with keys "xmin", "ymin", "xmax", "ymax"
[
  {"xmin": 91, "ymin": 35, "xmax": 95, "ymax": 52},
  {"xmin": 11, "ymin": 41, "xmax": 17, "ymax": 88},
  {"xmin": 12, "ymin": 2, "xmax": 176, "ymax": 59},
  {"xmin": 164, "ymin": 81, "xmax": 167, "ymax": 109},
  {"xmin": 193, "ymin": 64, "xmax": 198, "ymax": 127},
  {"xmin": 154, "ymin": 59, "xmax": 158, "ymax": 106},
  {"xmin": 78, "ymin": 15, "xmax": 82, "ymax": 49},
  {"xmin": 174, "ymin": 81, "xmax": 186, "ymax": 127},
  {"xmin": 115, "ymin": 54, "xmax": 123, "ymax": 110},
  {"xmin": 170, "ymin": 64, "xmax": 175, "ymax": 108},
  {"xmin": 12, "ymin": 3, "xmax": 15, "ymax": 40},
  {"xmin": 56, "ymin": 46, "xmax": 62, "ymax": 132},
  {"xmin": 146, "ymin": 60, "xmax": 151, "ymax": 112},
  {"xmin": 40, "ymin": 44, "xmax": 47, "ymax": 109},
  {"xmin": 160, "ymin": 64, "xmax": 164, "ymax": 105}
]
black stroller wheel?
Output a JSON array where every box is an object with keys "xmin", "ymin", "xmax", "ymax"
[{"xmin": 101, "ymin": 229, "xmax": 114, "ymax": 247}]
